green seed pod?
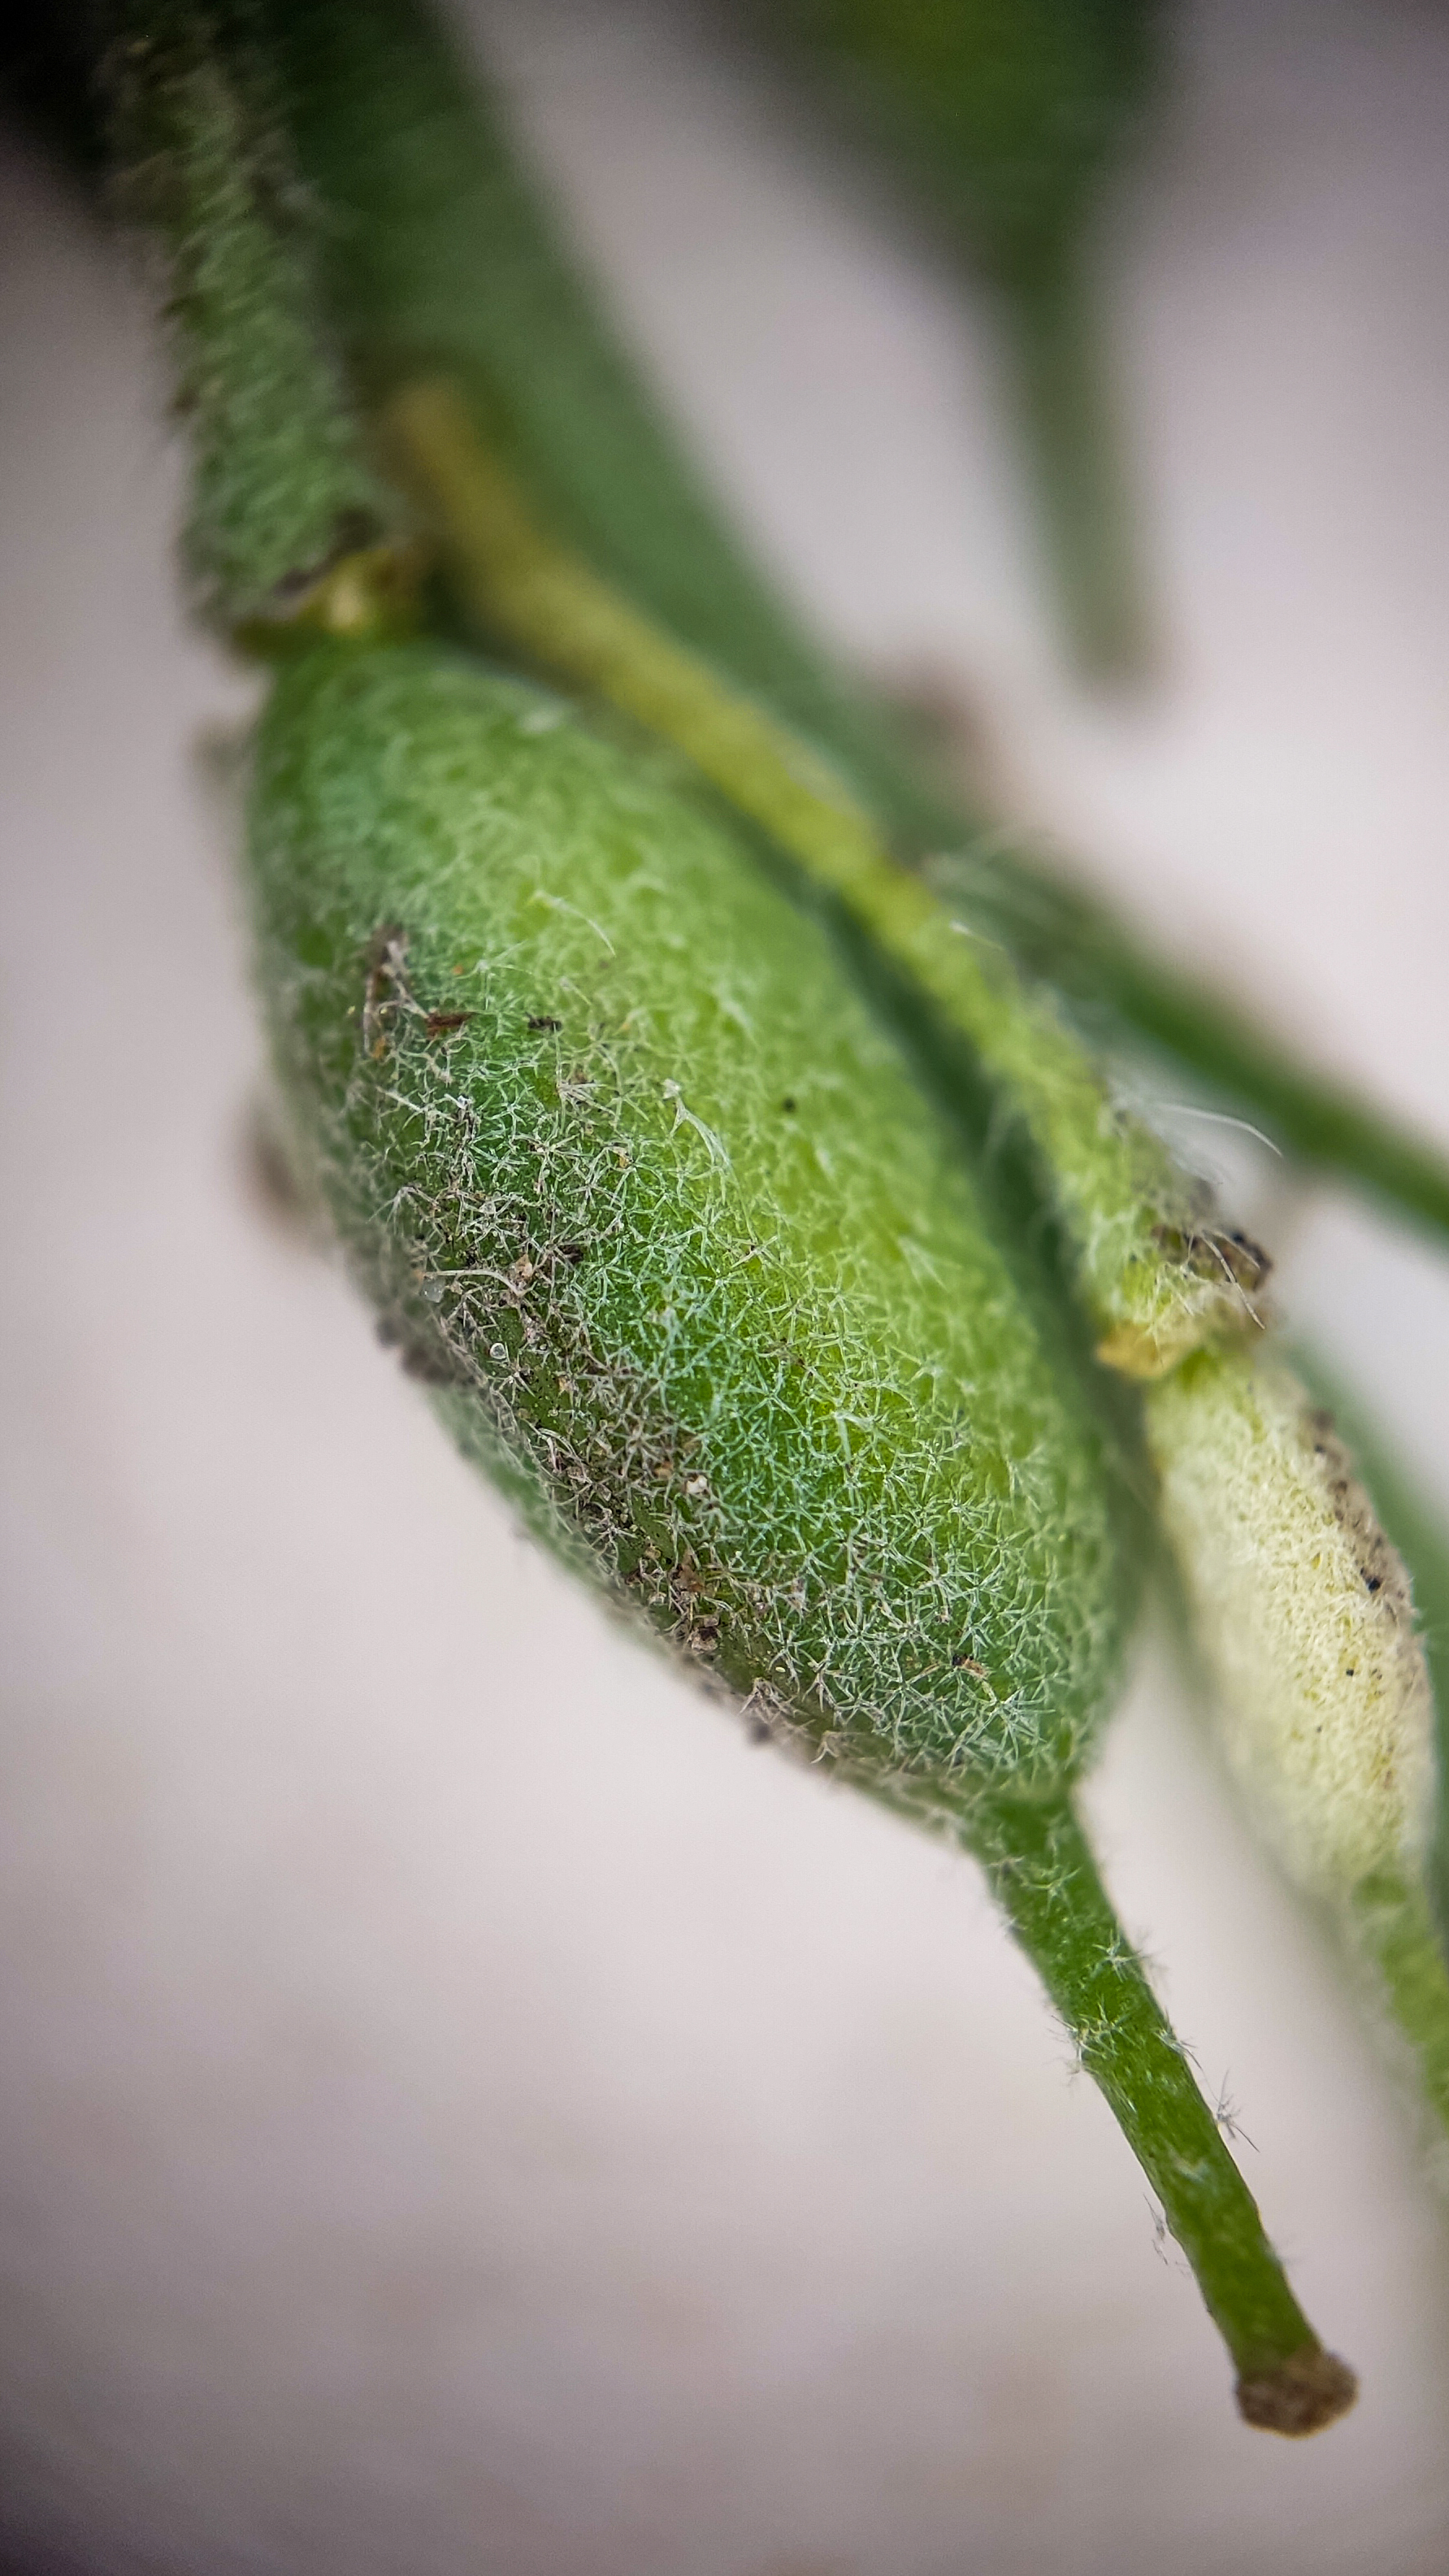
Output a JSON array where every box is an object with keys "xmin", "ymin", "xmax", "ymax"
[
  {"xmin": 249, "ymin": 636, "xmax": 1126, "ymax": 1794},
  {"xmin": 243, "ymin": 636, "xmax": 1356, "ymax": 2428},
  {"xmin": 1291, "ymin": 1351, "xmax": 1449, "ymax": 1941},
  {"xmin": 386, "ymin": 380, "xmax": 1266, "ymax": 1380}
]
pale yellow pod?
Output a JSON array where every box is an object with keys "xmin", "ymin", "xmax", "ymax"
[{"xmin": 1147, "ymin": 1349, "xmax": 1434, "ymax": 1903}]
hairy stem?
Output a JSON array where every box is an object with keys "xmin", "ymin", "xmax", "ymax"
[
  {"xmin": 963, "ymin": 1792, "xmax": 1356, "ymax": 2433},
  {"xmin": 110, "ymin": 4, "xmax": 404, "ymax": 630},
  {"xmin": 978, "ymin": 867, "xmax": 1449, "ymax": 1250}
]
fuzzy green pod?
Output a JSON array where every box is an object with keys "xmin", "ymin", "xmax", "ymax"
[
  {"xmin": 1291, "ymin": 1354, "xmax": 1449, "ymax": 1942},
  {"xmin": 249, "ymin": 638, "xmax": 1126, "ymax": 1793},
  {"xmin": 385, "ymin": 380, "xmax": 1267, "ymax": 1381},
  {"xmin": 243, "ymin": 638, "xmax": 1356, "ymax": 2428},
  {"xmin": 376, "ymin": 393, "xmax": 1449, "ymax": 2162}
]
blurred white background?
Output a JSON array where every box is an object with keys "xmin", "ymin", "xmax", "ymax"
[{"xmin": 3, "ymin": 2, "xmax": 1449, "ymax": 2568}]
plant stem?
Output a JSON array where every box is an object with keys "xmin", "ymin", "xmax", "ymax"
[
  {"xmin": 1013, "ymin": 884, "xmax": 1449, "ymax": 1249},
  {"xmin": 963, "ymin": 1791, "xmax": 1356, "ymax": 2433},
  {"xmin": 110, "ymin": 4, "xmax": 402, "ymax": 631},
  {"xmin": 1007, "ymin": 259, "xmax": 1152, "ymax": 683}
]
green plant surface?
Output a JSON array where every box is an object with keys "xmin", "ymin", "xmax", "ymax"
[
  {"xmin": 1148, "ymin": 1350, "xmax": 1435, "ymax": 1907},
  {"xmin": 1286, "ymin": 1346, "xmax": 1449, "ymax": 1942},
  {"xmin": 249, "ymin": 639, "xmax": 1130, "ymax": 1795},
  {"xmin": 929, "ymin": 848, "xmax": 1449, "ymax": 1250},
  {"xmin": 1148, "ymin": 1344, "xmax": 1449, "ymax": 2147},
  {"xmin": 262, "ymin": 0, "xmax": 1449, "ymax": 1257},
  {"xmin": 375, "ymin": 193, "xmax": 1449, "ymax": 2191},
  {"xmin": 95, "ymin": 0, "xmax": 1392, "ymax": 2432},
  {"xmin": 386, "ymin": 379, "xmax": 1269, "ymax": 1382},
  {"xmin": 779, "ymin": 0, "xmax": 1158, "ymax": 295},
  {"xmin": 262, "ymin": 0, "xmax": 958, "ymax": 854},
  {"xmin": 108, "ymin": 1, "xmax": 397, "ymax": 627},
  {"xmin": 246, "ymin": 631, "xmax": 1352, "ymax": 2428}
]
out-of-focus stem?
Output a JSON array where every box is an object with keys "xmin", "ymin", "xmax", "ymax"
[{"xmin": 1007, "ymin": 258, "xmax": 1152, "ymax": 683}]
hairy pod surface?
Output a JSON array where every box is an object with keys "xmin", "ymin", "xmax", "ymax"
[
  {"xmin": 247, "ymin": 640, "xmax": 1130, "ymax": 1796},
  {"xmin": 1148, "ymin": 1350, "xmax": 1434, "ymax": 1902}
]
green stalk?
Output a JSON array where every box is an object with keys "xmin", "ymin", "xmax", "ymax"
[
  {"xmin": 963, "ymin": 1792, "xmax": 1355, "ymax": 2431},
  {"xmin": 1006, "ymin": 255, "xmax": 1152, "ymax": 680},
  {"xmin": 938, "ymin": 854, "xmax": 1449, "ymax": 1249},
  {"xmin": 106, "ymin": 0, "xmax": 406, "ymax": 632}
]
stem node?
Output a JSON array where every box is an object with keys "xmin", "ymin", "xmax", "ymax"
[{"xmin": 1236, "ymin": 2347, "xmax": 1358, "ymax": 2439}]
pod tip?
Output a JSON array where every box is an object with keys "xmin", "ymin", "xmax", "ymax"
[{"xmin": 1236, "ymin": 2345, "xmax": 1359, "ymax": 2437}]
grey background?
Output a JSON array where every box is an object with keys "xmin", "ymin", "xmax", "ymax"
[{"xmin": 3, "ymin": 1, "xmax": 1449, "ymax": 2568}]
